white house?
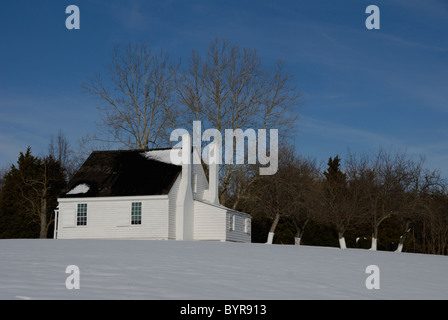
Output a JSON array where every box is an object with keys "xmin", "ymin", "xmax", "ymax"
[{"xmin": 54, "ymin": 137, "xmax": 251, "ymax": 242}]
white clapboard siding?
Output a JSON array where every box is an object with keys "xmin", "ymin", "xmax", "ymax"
[
  {"xmin": 61, "ymin": 209, "xmax": 75, "ymax": 227},
  {"xmin": 226, "ymin": 210, "xmax": 251, "ymax": 243},
  {"xmin": 56, "ymin": 196, "xmax": 169, "ymax": 239},
  {"xmin": 193, "ymin": 200, "xmax": 226, "ymax": 241}
]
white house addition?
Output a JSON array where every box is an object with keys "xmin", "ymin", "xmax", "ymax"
[{"xmin": 54, "ymin": 135, "xmax": 251, "ymax": 242}]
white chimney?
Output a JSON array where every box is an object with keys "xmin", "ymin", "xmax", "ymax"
[
  {"xmin": 176, "ymin": 133, "xmax": 194, "ymax": 240},
  {"xmin": 207, "ymin": 142, "xmax": 220, "ymax": 205}
]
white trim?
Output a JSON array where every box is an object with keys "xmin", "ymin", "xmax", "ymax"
[
  {"xmin": 53, "ymin": 209, "xmax": 59, "ymax": 239},
  {"xmin": 194, "ymin": 199, "xmax": 251, "ymax": 219},
  {"xmin": 58, "ymin": 195, "xmax": 168, "ymax": 203}
]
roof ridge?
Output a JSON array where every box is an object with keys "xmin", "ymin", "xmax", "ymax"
[{"xmin": 91, "ymin": 147, "xmax": 177, "ymax": 154}]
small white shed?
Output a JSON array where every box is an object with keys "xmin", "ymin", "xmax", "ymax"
[{"xmin": 54, "ymin": 139, "xmax": 251, "ymax": 243}]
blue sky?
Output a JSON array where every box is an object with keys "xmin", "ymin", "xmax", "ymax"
[{"xmin": 1, "ymin": 0, "xmax": 447, "ymax": 176}]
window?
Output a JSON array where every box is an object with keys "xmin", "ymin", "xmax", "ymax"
[
  {"xmin": 131, "ymin": 202, "xmax": 142, "ymax": 225},
  {"xmin": 228, "ymin": 214, "xmax": 235, "ymax": 231},
  {"xmin": 77, "ymin": 204, "xmax": 87, "ymax": 226},
  {"xmin": 244, "ymin": 218, "xmax": 251, "ymax": 234}
]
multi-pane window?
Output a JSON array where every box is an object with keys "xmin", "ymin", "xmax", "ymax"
[
  {"xmin": 131, "ymin": 202, "xmax": 142, "ymax": 225},
  {"xmin": 77, "ymin": 204, "xmax": 87, "ymax": 226}
]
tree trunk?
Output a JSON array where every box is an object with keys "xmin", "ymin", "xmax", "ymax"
[
  {"xmin": 371, "ymin": 211, "xmax": 394, "ymax": 250},
  {"xmin": 395, "ymin": 221, "xmax": 411, "ymax": 253},
  {"xmin": 339, "ymin": 237, "xmax": 347, "ymax": 250},
  {"xmin": 370, "ymin": 226, "xmax": 378, "ymax": 251},
  {"xmin": 370, "ymin": 237, "xmax": 377, "ymax": 250},
  {"xmin": 293, "ymin": 219, "xmax": 309, "ymax": 246},
  {"xmin": 338, "ymin": 231, "xmax": 347, "ymax": 249},
  {"xmin": 266, "ymin": 212, "xmax": 280, "ymax": 244},
  {"xmin": 39, "ymin": 197, "xmax": 47, "ymax": 239}
]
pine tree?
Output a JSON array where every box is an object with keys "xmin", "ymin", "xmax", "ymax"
[
  {"xmin": 0, "ymin": 147, "xmax": 66, "ymax": 238},
  {"xmin": 323, "ymin": 156, "xmax": 347, "ymax": 185}
]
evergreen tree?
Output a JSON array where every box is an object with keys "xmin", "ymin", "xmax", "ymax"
[
  {"xmin": 0, "ymin": 147, "xmax": 66, "ymax": 238},
  {"xmin": 323, "ymin": 156, "xmax": 346, "ymax": 185}
]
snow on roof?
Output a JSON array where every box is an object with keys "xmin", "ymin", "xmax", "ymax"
[
  {"xmin": 141, "ymin": 149, "xmax": 181, "ymax": 166},
  {"xmin": 66, "ymin": 183, "xmax": 90, "ymax": 195}
]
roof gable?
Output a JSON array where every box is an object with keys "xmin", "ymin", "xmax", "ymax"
[{"xmin": 61, "ymin": 149, "xmax": 181, "ymax": 198}]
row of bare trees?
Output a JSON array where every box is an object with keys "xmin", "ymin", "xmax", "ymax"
[{"xmin": 239, "ymin": 147, "xmax": 448, "ymax": 255}]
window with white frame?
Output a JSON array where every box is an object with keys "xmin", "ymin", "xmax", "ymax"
[
  {"xmin": 76, "ymin": 203, "xmax": 87, "ymax": 226},
  {"xmin": 228, "ymin": 214, "xmax": 235, "ymax": 231},
  {"xmin": 244, "ymin": 218, "xmax": 251, "ymax": 234},
  {"xmin": 131, "ymin": 202, "xmax": 142, "ymax": 225}
]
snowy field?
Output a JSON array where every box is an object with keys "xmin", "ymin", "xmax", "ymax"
[{"xmin": 0, "ymin": 239, "xmax": 447, "ymax": 300}]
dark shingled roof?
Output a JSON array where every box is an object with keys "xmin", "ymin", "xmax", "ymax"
[{"xmin": 60, "ymin": 149, "xmax": 181, "ymax": 198}]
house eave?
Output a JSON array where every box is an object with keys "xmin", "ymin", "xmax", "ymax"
[
  {"xmin": 57, "ymin": 194, "xmax": 169, "ymax": 203},
  {"xmin": 193, "ymin": 199, "xmax": 252, "ymax": 218}
]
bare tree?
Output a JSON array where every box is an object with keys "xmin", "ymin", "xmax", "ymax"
[
  {"xmin": 48, "ymin": 129, "xmax": 70, "ymax": 167},
  {"xmin": 244, "ymin": 146, "xmax": 302, "ymax": 244},
  {"xmin": 176, "ymin": 38, "xmax": 302, "ymax": 205},
  {"xmin": 346, "ymin": 150, "xmax": 415, "ymax": 250},
  {"xmin": 345, "ymin": 149, "xmax": 448, "ymax": 253},
  {"xmin": 396, "ymin": 163, "xmax": 446, "ymax": 253},
  {"xmin": 288, "ymin": 156, "xmax": 321, "ymax": 245},
  {"xmin": 48, "ymin": 129, "xmax": 82, "ymax": 180},
  {"xmin": 82, "ymin": 43, "xmax": 179, "ymax": 150},
  {"xmin": 425, "ymin": 190, "xmax": 448, "ymax": 255},
  {"xmin": 317, "ymin": 156, "xmax": 364, "ymax": 249}
]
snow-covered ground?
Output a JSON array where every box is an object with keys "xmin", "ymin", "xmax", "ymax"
[{"xmin": 0, "ymin": 239, "xmax": 447, "ymax": 300}]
